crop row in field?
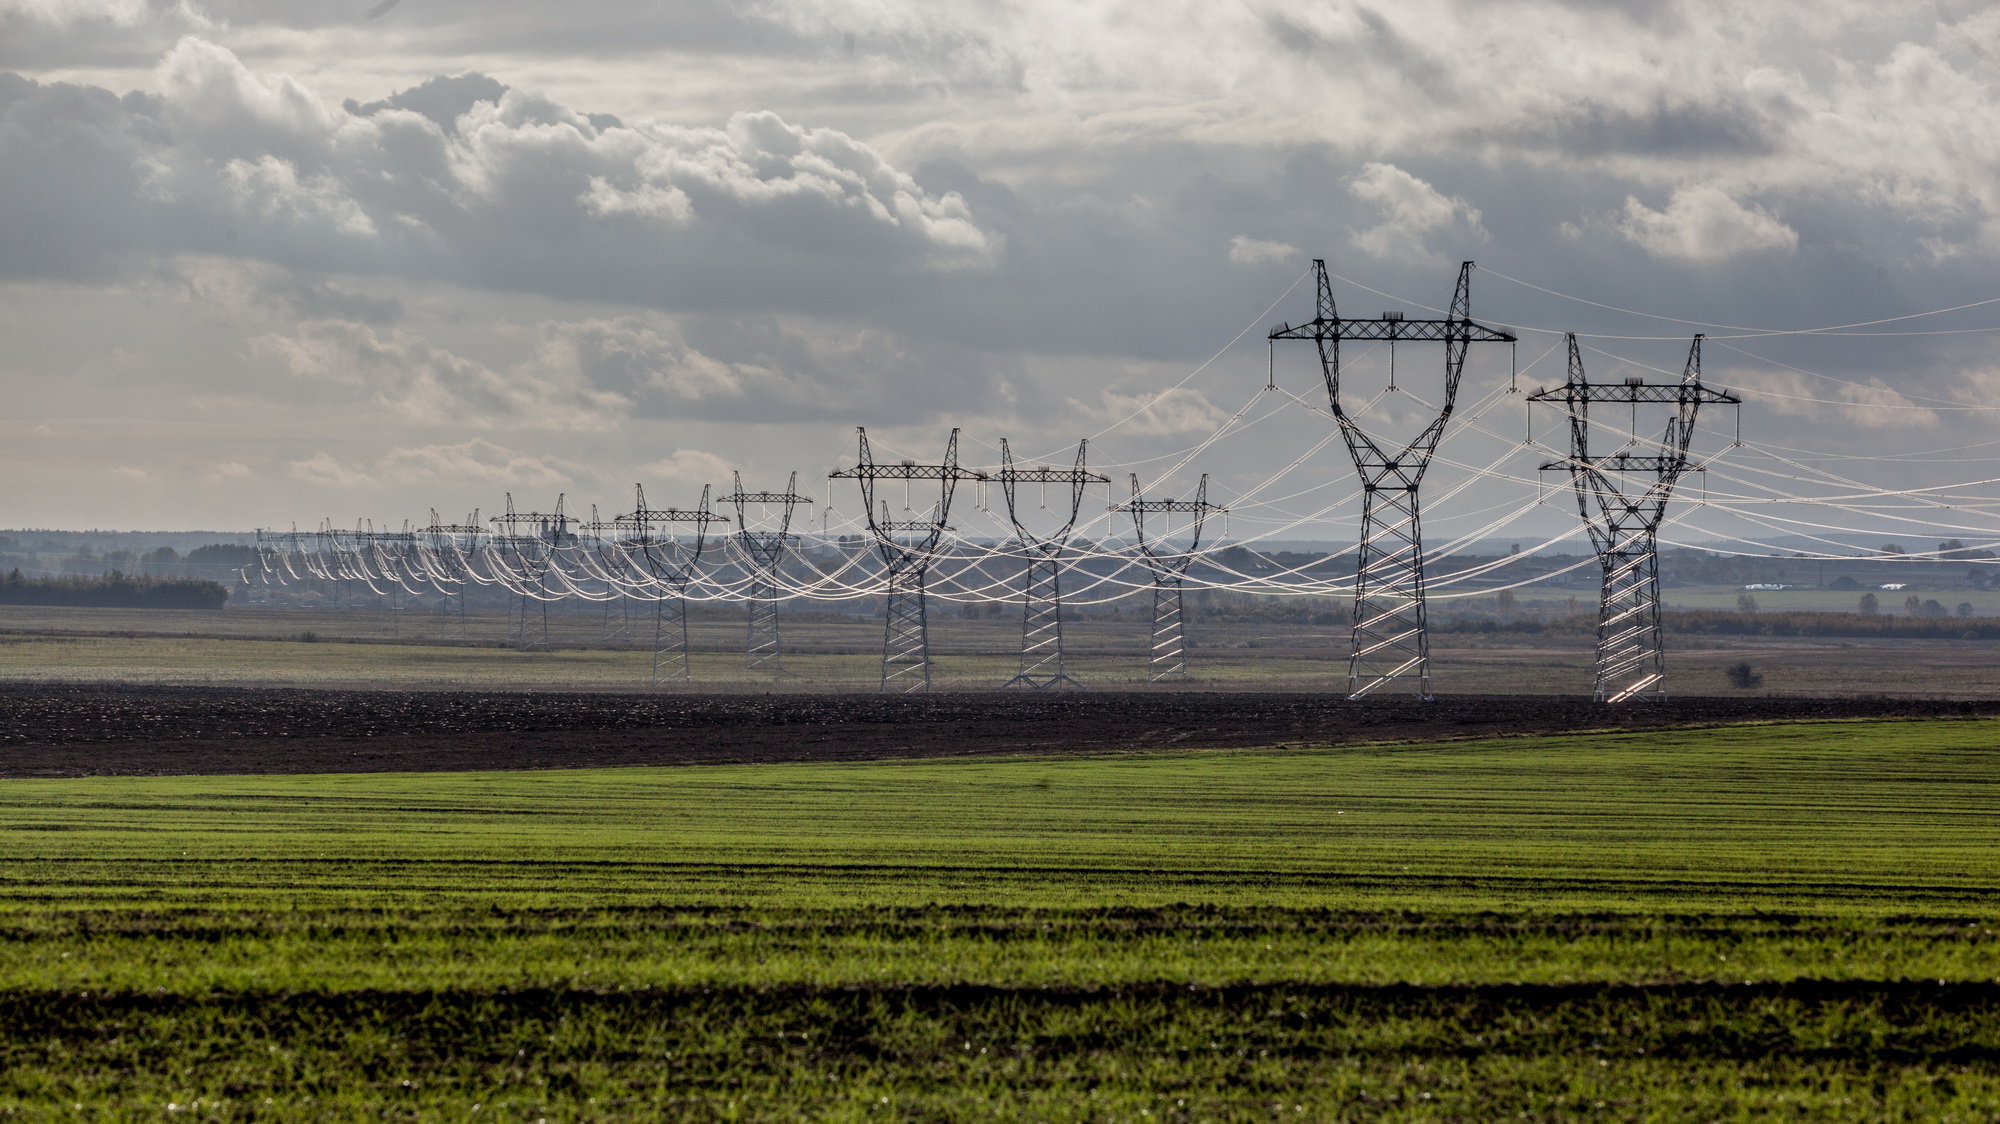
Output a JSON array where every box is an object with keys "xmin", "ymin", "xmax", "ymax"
[{"xmin": 0, "ymin": 719, "xmax": 1996, "ymax": 1119}]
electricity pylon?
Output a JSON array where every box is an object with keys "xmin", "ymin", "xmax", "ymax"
[
  {"xmin": 1121, "ymin": 474, "xmax": 1224, "ymax": 682},
  {"xmin": 489, "ymin": 495, "xmax": 575, "ymax": 651},
  {"xmin": 997, "ymin": 439, "xmax": 1107, "ymax": 689},
  {"xmin": 829, "ymin": 428, "xmax": 985, "ymax": 693},
  {"xmin": 1529, "ymin": 334, "xmax": 1738, "ymax": 702},
  {"xmin": 612, "ymin": 484, "xmax": 725, "ymax": 683},
  {"xmin": 1270, "ymin": 259, "xmax": 1517, "ymax": 698},
  {"xmin": 720, "ymin": 472, "xmax": 813, "ymax": 671},
  {"xmin": 419, "ymin": 509, "xmax": 482, "ymax": 639}
]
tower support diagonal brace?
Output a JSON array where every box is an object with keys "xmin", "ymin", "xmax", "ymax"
[
  {"xmin": 1149, "ymin": 574, "xmax": 1189, "ymax": 681},
  {"xmin": 1352, "ymin": 481, "xmax": 1431, "ymax": 694},
  {"xmin": 882, "ymin": 565, "xmax": 931, "ymax": 692},
  {"xmin": 1270, "ymin": 259, "xmax": 1516, "ymax": 699},
  {"xmin": 652, "ymin": 595, "xmax": 691, "ymax": 684}
]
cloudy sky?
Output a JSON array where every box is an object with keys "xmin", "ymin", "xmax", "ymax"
[{"xmin": 5, "ymin": 0, "xmax": 2000, "ymax": 543}]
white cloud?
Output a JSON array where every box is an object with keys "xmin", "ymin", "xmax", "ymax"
[
  {"xmin": 254, "ymin": 319, "xmax": 625, "ymax": 430},
  {"xmin": 1077, "ymin": 386, "xmax": 1228, "ymax": 437},
  {"xmin": 378, "ymin": 439, "xmax": 578, "ymax": 487},
  {"xmin": 1348, "ymin": 163, "xmax": 1486, "ymax": 261},
  {"xmin": 287, "ymin": 440, "xmax": 582, "ymax": 491},
  {"xmin": 1730, "ymin": 366, "xmax": 1938, "ymax": 428},
  {"xmin": 286, "ymin": 450, "xmax": 370, "ymax": 487},
  {"xmin": 1228, "ymin": 236, "xmax": 1299, "ymax": 265},
  {"xmin": 1617, "ymin": 185, "xmax": 1798, "ymax": 262},
  {"xmin": 640, "ymin": 448, "xmax": 732, "ymax": 484}
]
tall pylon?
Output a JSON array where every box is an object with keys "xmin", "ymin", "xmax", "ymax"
[
  {"xmin": 1270, "ymin": 260, "xmax": 1517, "ymax": 698},
  {"xmin": 829, "ymin": 428, "xmax": 985, "ymax": 693},
  {"xmin": 997, "ymin": 439, "xmax": 1107, "ymax": 689},
  {"xmin": 488, "ymin": 495, "xmax": 575, "ymax": 651},
  {"xmin": 1529, "ymin": 334, "xmax": 1739, "ymax": 702},
  {"xmin": 1121, "ymin": 475, "xmax": 1224, "ymax": 682},
  {"xmin": 720, "ymin": 472, "xmax": 813, "ymax": 671},
  {"xmin": 611, "ymin": 484, "xmax": 725, "ymax": 683}
]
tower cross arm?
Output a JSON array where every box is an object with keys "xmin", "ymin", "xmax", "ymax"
[
  {"xmin": 1267, "ymin": 318, "xmax": 1516, "ymax": 343},
  {"xmin": 721, "ymin": 491, "xmax": 816, "ymax": 504},
  {"xmin": 1117, "ymin": 498, "xmax": 1226, "ymax": 515},
  {"xmin": 1527, "ymin": 384, "xmax": 1739, "ymax": 405},
  {"xmin": 996, "ymin": 467, "xmax": 1110, "ymax": 485},
  {"xmin": 829, "ymin": 465, "xmax": 988, "ymax": 481}
]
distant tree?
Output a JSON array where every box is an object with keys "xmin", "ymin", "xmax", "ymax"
[
  {"xmin": 1923, "ymin": 599, "xmax": 1947, "ymax": 618},
  {"xmin": 1829, "ymin": 575, "xmax": 1860, "ymax": 591},
  {"xmin": 1858, "ymin": 592, "xmax": 1879, "ymax": 614},
  {"xmin": 1880, "ymin": 543, "xmax": 1905, "ymax": 555},
  {"xmin": 1905, "ymin": 594, "xmax": 1924, "ymax": 617},
  {"xmin": 1957, "ymin": 602, "xmax": 1975, "ymax": 619},
  {"xmin": 1736, "ymin": 593, "xmax": 1759, "ymax": 613},
  {"xmin": 187, "ymin": 543, "xmax": 259, "ymax": 565},
  {"xmin": 1496, "ymin": 589, "xmax": 1517, "ymax": 617},
  {"xmin": 1725, "ymin": 662, "xmax": 1763, "ymax": 689}
]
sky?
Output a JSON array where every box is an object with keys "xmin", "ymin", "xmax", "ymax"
[{"xmin": 4, "ymin": 0, "xmax": 2000, "ymax": 547}]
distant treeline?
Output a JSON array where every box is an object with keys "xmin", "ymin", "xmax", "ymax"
[
  {"xmin": 1441, "ymin": 609, "xmax": 1999, "ymax": 640},
  {"xmin": 0, "ymin": 569, "xmax": 229, "ymax": 610}
]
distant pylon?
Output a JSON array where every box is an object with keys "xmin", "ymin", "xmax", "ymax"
[
  {"xmin": 1270, "ymin": 259, "xmax": 1517, "ymax": 698},
  {"xmin": 488, "ymin": 494, "xmax": 575, "ymax": 651},
  {"xmin": 1529, "ymin": 334, "xmax": 1739, "ymax": 702},
  {"xmin": 720, "ymin": 472, "xmax": 813, "ymax": 671},
  {"xmin": 419, "ymin": 509, "xmax": 481, "ymax": 639},
  {"xmin": 1121, "ymin": 475, "xmax": 1224, "ymax": 682},
  {"xmin": 997, "ymin": 439, "xmax": 1107, "ymax": 690},
  {"xmin": 829, "ymin": 428, "xmax": 986, "ymax": 693},
  {"xmin": 611, "ymin": 484, "xmax": 724, "ymax": 683}
]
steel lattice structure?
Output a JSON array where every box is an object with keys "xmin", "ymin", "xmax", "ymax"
[
  {"xmin": 720, "ymin": 472, "xmax": 813, "ymax": 671},
  {"xmin": 1529, "ymin": 334, "xmax": 1739, "ymax": 702},
  {"xmin": 829, "ymin": 428, "xmax": 986, "ymax": 693},
  {"xmin": 488, "ymin": 495, "xmax": 575, "ymax": 651},
  {"xmin": 419, "ymin": 510, "xmax": 482, "ymax": 639},
  {"xmin": 1121, "ymin": 474, "xmax": 1223, "ymax": 682},
  {"xmin": 996, "ymin": 439, "xmax": 1107, "ymax": 690},
  {"xmin": 1270, "ymin": 259, "xmax": 1517, "ymax": 699},
  {"xmin": 609, "ymin": 484, "xmax": 725, "ymax": 683}
]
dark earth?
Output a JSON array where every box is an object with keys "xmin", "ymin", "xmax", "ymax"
[{"xmin": 1, "ymin": 684, "xmax": 1995, "ymax": 777}]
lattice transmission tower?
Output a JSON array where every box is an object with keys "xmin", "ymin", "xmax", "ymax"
[
  {"xmin": 611, "ymin": 484, "xmax": 725, "ymax": 683},
  {"xmin": 1529, "ymin": 334, "xmax": 1738, "ymax": 702},
  {"xmin": 829, "ymin": 428, "xmax": 986, "ymax": 693},
  {"xmin": 1270, "ymin": 260, "xmax": 1517, "ymax": 698},
  {"xmin": 419, "ymin": 509, "xmax": 482, "ymax": 639},
  {"xmin": 1121, "ymin": 475, "xmax": 1224, "ymax": 682},
  {"xmin": 996, "ymin": 439, "xmax": 1107, "ymax": 690},
  {"xmin": 489, "ymin": 495, "xmax": 575, "ymax": 651},
  {"xmin": 720, "ymin": 472, "xmax": 813, "ymax": 671}
]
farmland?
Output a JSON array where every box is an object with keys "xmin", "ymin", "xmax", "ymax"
[
  {"xmin": 5, "ymin": 601, "xmax": 2000, "ymax": 697},
  {"xmin": 1, "ymin": 717, "xmax": 1997, "ymax": 1118}
]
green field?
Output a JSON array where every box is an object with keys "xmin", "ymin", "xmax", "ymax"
[{"xmin": 3, "ymin": 720, "xmax": 1998, "ymax": 1119}]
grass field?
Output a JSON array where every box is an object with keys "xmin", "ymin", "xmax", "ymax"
[
  {"xmin": 2, "ymin": 719, "xmax": 1998, "ymax": 1119},
  {"xmin": 5, "ymin": 603, "xmax": 2000, "ymax": 696}
]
